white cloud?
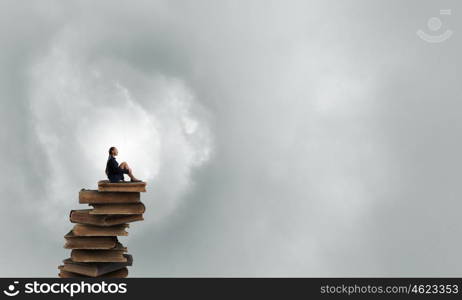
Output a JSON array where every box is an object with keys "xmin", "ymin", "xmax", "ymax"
[{"xmin": 27, "ymin": 28, "xmax": 212, "ymax": 233}]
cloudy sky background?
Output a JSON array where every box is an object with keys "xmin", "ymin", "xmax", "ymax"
[{"xmin": 0, "ymin": 0, "xmax": 461, "ymax": 276}]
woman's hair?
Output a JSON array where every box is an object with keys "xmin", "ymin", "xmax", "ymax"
[{"xmin": 108, "ymin": 146, "xmax": 116, "ymax": 155}]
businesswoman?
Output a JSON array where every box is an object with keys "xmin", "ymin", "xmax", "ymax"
[{"xmin": 105, "ymin": 146, "xmax": 141, "ymax": 182}]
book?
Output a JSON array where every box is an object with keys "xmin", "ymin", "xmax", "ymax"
[
  {"xmin": 98, "ymin": 180, "xmax": 147, "ymax": 192},
  {"xmin": 58, "ymin": 266, "xmax": 129, "ymax": 278},
  {"xmin": 72, "ymin": 224, "xmax": 129, "ymax": 236},
  {"xmin": 71, "ymin": 249, "xmax": 128, "ymax": 263},
  {"xmin": 68, "ymin": 241, "xmax": 127, "ymax": 252},
  {"xmin": 89, "ymin": 203, "xmax": 146, "ymax": 215},
  {"xmin": 70, "ymin": 209, "xmax": 144, "ymax": 226},
  {"xmin": 60, "ymin": 255, "xmax": 133, "ymax": 277},
  {"xmin": 79, "ymin": 189, "xmax": 140, "ymax": 204},
  {"xmin": 64, "ymin": 230, "xmax": 118, "ymax": 249},
  {"xmin": 98, "ymin": 267, "xmax": 128, "ymax": 278},
  {"xmin": 58, "ymin": 268, "xmax": 89, "ymax": 278}
]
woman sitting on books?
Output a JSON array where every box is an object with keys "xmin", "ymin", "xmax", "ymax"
[{"xmin": 105, "ymin": 146, "xmax": 142, "ymax": 183}]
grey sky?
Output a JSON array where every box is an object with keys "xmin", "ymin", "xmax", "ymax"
[{"xmin": 0, "ymin": 0, "xmax": 461, "ymax": 276}]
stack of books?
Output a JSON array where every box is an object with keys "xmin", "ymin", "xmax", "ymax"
[{"xmin": 58, "ymin": 180, "xmax": 147, "ymax": 278}]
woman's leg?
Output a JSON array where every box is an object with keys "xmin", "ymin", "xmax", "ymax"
[
  {"xmin": 119, "ymin": 162, "xmax": 130, "ymax": 179},
  {"xmin": 120, "ymin": 162, "xmax": 139, "ymax": 180}
]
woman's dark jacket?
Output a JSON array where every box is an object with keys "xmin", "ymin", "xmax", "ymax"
[{"xmin": 105, "ymin": 155, "xmax": 129, "ymax": 182}]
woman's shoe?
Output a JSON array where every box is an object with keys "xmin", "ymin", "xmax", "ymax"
[{"xmin": 130, "ymin": 178, "xmax": 142, "ymax": 182}]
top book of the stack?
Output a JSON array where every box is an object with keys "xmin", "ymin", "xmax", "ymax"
[{"xmin": 97, "ymin": 180, "xmax": 147, "ymax": 193}]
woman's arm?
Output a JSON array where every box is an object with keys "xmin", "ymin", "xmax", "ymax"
[{"xmin": 108, "ymin": 159, "xmax": 129, "ymax": 175}]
